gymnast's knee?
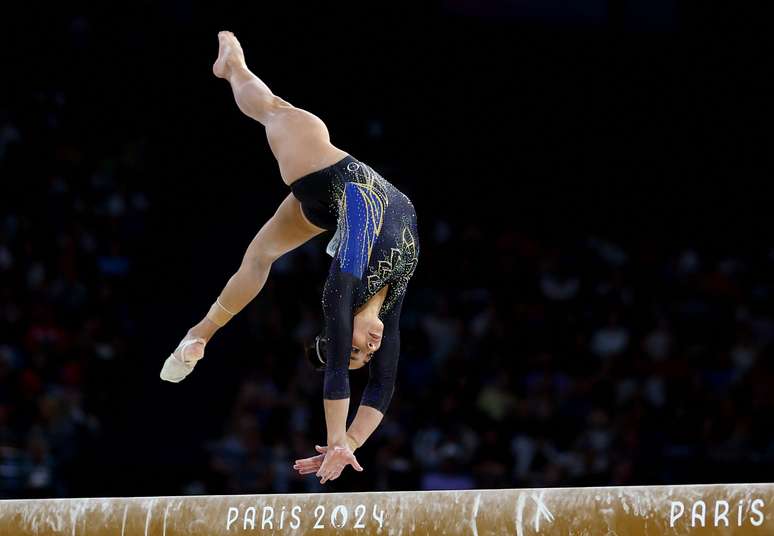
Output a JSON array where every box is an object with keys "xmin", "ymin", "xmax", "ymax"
[
  {"xmin": 260, "ymin": 93, "xmax": 292, "ymax": 113},
  {"xmin": 241, "ymin": 250, "xmax": 276, "ymax": 275},
  {"xmin": 239, "ymin": 86, "xmax": 291, "ymax": 123}
]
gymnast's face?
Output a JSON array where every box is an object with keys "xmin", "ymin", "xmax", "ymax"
[{"xmin": 350, "ymin": 314, "xmax": 384, "ymax": 369}]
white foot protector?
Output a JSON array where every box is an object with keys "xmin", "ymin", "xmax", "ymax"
[{"xmin": 160, "ymin": 336, "xmax": 206, "ymax": 383}]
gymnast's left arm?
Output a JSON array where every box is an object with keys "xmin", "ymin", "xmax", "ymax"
[{"xmin": 348, "ymin": 292, "xmax": 405, "ymax": 448}]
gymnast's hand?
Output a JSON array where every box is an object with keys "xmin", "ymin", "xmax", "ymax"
[
  {"xmin": 293, "ymin": 445, "xmax": 327, "ymax": 476},
  {"xmin": 293, "ymin": 434, "xmax": 362, "ymax": 479},
  {"xmin": 317, "ymin": 444, "xmax": 363, "ymax": 484},
  {"xmin": 294, "ymin": 444, "xmax": 363, "ymax": 483}
]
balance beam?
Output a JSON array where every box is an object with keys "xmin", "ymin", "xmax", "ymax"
[{"xmin": 0, "ymin": 483, "xmax": 771, "ymax": 535}]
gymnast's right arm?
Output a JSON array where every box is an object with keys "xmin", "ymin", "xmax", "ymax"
[{"xmin": 320, "ymin": 263, "xmax": 358, "ymax": 447}]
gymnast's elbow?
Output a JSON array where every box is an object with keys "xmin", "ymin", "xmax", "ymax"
[
  {"xmin": 362, "ymin": 384, "xmax": 395, "ymax": 414},
  {"xmin": 323, "ymin": 367, "xmax": 351, "ymax": 400}
]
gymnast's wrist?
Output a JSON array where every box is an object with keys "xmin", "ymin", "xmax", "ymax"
[
  {"xmin": 327, "ymin": 432, "xmax": 349, "ymax": 449},
  {"xmin": 328, "ymin": 434, "xmax": 358, "ymax": 451},
  {"xmin": 345, "ymin": 432, "xmax": 361, "ymax": 452}
]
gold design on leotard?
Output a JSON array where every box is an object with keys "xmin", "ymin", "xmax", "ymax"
[
  {"xmin": 366, "ymin": 223, "xmax": 418, "ymax": 313},
  {"xmin": 332, "ymin": 160, "xmax": 418, "ymax": 314}
]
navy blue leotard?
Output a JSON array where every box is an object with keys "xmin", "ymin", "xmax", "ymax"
[{"xmin": 290, "ymin": 155, "xmax": 419, "ymax": 413}]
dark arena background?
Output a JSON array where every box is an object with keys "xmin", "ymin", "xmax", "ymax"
[{"xmin": 1, "ymin": 1, "xmax": 774, "ymax": 534}]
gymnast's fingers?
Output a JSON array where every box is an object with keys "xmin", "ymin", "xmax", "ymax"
[
  {"xmin": 301, "ymin": 462, "xmax": 320, "ymax": 471},
  {"xmin": 350, "ymin": 454, "xmax": 364, "ymax": 472},
  {"xmin": 329, "ymin": 468, "xmax": 344, "ymax": 481},
  {"xmin": 295, "ymin": 454, "xmax": 324, "ymax": 469}
]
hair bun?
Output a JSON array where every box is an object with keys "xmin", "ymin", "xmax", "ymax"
[{"xmin": 304, "ymin": 335, "xmax": 327, "ymax": 372}]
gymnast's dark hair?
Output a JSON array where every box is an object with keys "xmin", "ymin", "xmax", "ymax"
[{"xmin": 304, "ymin": 334, "xmax": 327, "ymax": 372}]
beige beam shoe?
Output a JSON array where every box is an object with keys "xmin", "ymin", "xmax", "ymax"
[{"xmin": 160, "ymin": 336, "xmax": 206, "ymax": 383}]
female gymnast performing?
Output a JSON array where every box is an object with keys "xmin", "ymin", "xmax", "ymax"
[{"xmin": 159, "ymin": 32, "xmax": 419, "ymax": 484}]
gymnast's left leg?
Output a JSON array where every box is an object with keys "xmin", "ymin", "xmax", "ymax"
[{"xmin": 160, "ymin": 193, "xmax": 324, "ymax": 382}]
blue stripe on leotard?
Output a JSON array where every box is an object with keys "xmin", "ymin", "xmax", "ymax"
[{"xmin": 337, "ymin": 181, "xmax": 385, "ymax": 279}]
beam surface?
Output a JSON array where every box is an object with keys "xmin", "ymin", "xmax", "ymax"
[{"xmin": 0, "ymin": 483, "xmax": 772, "ymax": 535}]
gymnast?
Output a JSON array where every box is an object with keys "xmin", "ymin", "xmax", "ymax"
[{"xmin": 160, "ymin": 32, "xmax": 419, "ymax": 484}]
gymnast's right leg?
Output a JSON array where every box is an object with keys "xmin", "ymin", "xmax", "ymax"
[
  {"xmin": 212, "ymin": 31, "xmax": 348, "ymax": 184},
  {"xmin": 160, "ymin": 31, "xmax": 343, "ymax": 382}
]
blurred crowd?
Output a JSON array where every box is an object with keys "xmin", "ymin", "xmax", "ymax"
[{"xmin": 0, "ymin": 89, "xmax": 150, "ymax": 497}]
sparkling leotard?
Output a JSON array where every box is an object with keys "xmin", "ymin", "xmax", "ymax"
[{"xmin": 290, "ymin": 155, "xmax": 419, "ymax": 413}]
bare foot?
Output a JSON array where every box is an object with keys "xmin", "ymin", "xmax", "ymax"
[{"xmin": 213, "ymin": 31, "xmax": 246, "ymax": 80}]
